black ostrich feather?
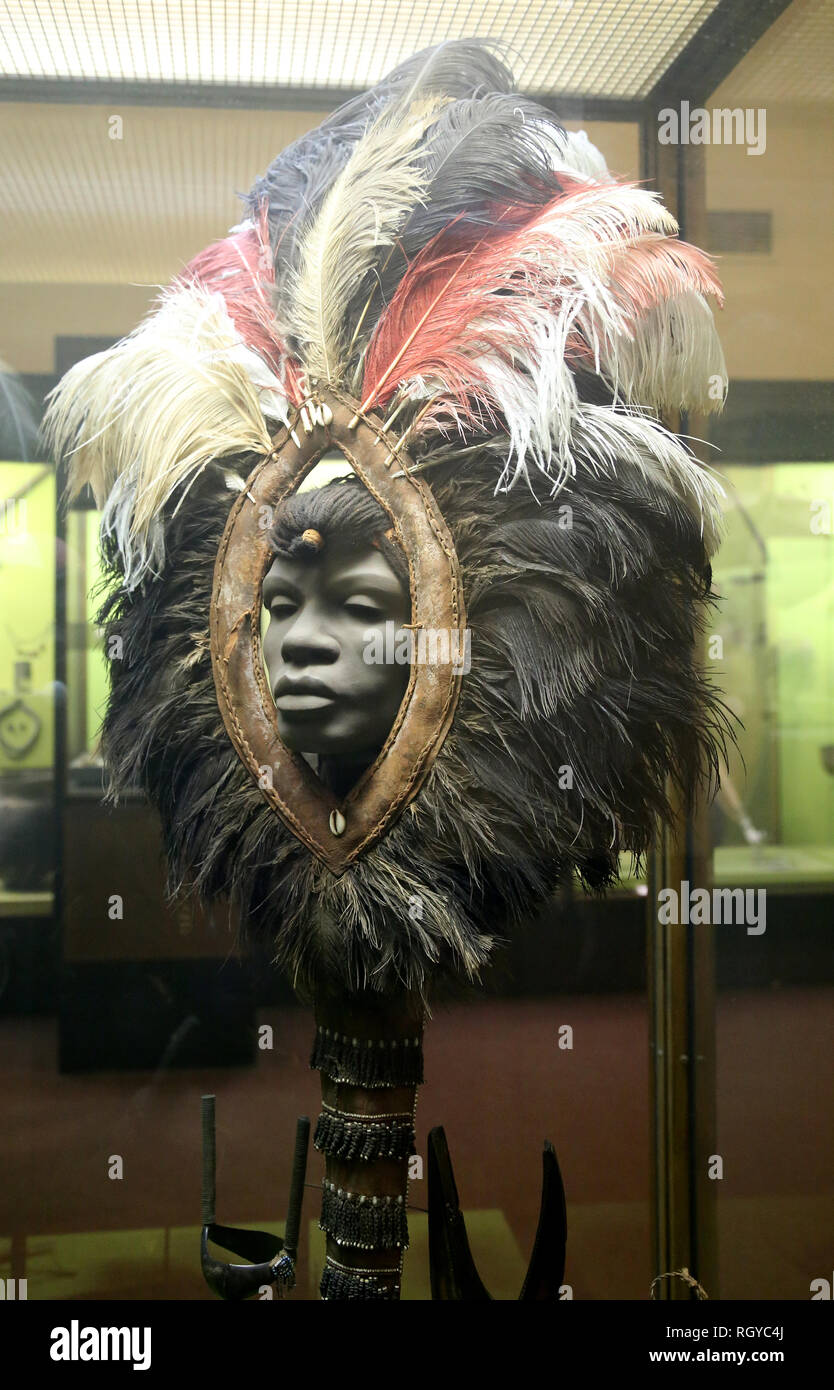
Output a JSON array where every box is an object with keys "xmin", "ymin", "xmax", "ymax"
[
  {"xmin": 94, "ymin": 433, "xmax": 732, "ymax": 1003},
  {"xmin": 246, "ymin": 40, "xmax": 521, "ymax": 306},
  {"xmin": 46, "ymin": 39, "xmax": 734, "ymax": 1006}
]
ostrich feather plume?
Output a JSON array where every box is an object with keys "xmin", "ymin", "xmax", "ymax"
[
  {"xmin": 289, "ymin": 94, "xmax": 447, "ymax": 381},
  {"xmin": 249, "ymin": 39, "xmax": 524, "ymax": 326},
  {"xmin": 361, "ymin": 179, "xmax": 724, "ymax": 495},
  {"xmin": 42, "ymin": 286, "xmax": 281, "ymax": 589},
  {"xmin": 41, "ymin": 37, "xmax": 734, "ymax": 1000},
  {"xmin": 179, "ymin": 206, "xmax": 305, "ymax": 406}
]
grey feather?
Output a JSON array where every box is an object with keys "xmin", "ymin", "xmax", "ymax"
[
  {"xmin": 340, "ymin": 92, "xmax": 569, "ymax": 367},
  {"xmin": 246, "ymin": 39, "xmax": 520, "ymax": 344},
  {"xmin": 93, "ymin": 433, "xmax": 733, "ymax": 1003}
]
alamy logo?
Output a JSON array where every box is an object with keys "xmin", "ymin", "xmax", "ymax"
[
  {"xmin": 50, "ymin": 1321, "xmax": 151, "ymax": 1371},
  {"xmin": 363, "ymin": 621, "xmax": 471, "ymax": 674},
  {"xmin": 657, "ymin": 881, "xmax": 766, "ymax": 935},
  {"xmin": 658, "ymin": 102, "xmax": 766, "ymax": 156}
]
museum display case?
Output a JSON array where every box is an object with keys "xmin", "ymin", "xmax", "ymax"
[{"xmin": 0, "ymin": 0, "xmax": 830, "ymax": 1309}]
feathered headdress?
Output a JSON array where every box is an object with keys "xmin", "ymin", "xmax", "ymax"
[
  {"xmin": 44, "ymin": 37, "xmax": 730, "ymax": 997},
  {"xmin": 43, "ymin": 37, "xmax": 734, "ymax": 1305}
]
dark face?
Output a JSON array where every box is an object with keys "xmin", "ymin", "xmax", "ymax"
[{"xmin": 262, "ymin": 542, "xmax": 411, "ymax": 758}]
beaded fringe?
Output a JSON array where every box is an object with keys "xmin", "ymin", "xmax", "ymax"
[
  {"xmin": 320, "ymin": 1266, "xmax": 398, "ymax": 1301},
  {"xmin": 314, "ymin": 1108, "xmax": 416, "ymax": 1162},
  {"xmin": 311, "ymin": 1026, "xmax": 424, "ymax": 1088},
  {"xmin": 319, "ymin": 1182, "xmax": 409, "ymax": 1250}
]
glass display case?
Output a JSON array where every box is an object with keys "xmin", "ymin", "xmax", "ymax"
[{"xmin": 0, "ymin": 0, "xmax": 830, "ymax": 1313}]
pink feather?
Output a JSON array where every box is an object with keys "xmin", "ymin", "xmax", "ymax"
[
  {"xmin": 362, "ymin": 179, "xmax": 724, "ymax": 428},
  {"xmin": 179, "ymin": 204, "xmax": 305, "ymax": 404}
]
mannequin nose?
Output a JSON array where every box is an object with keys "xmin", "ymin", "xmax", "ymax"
[{"xmin": 280, "ymin": 608, "xmax": 339, "ymax": 666}]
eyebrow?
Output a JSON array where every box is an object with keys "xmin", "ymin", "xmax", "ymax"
[
  {"xmin": 262, "ymin": 572, "xmax": 303, "ymax": 600},
  {"xmin": 262, "ymin": 558, "xmax": 406, "ymax": 602},
  {"xmin": 329, "ymin": 569, "xmax": 405, "ymax": 598}
]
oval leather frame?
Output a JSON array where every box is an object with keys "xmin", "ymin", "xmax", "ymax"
[{"xmin": 210, "ymin": 386, "xmax": 466, "ymax": 875}]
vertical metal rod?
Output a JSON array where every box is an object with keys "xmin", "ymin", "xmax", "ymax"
[
  {"xmin": 283, "ymin": 1116, "xmax": 310, "ymax": 1262},
  {"xmin": 201, "ymin": 1094, "xmax": 216, "ymax": 1227},
  {"xmin": 642, "ymin": 118, "xmax": 719, "ymax": 1300}
]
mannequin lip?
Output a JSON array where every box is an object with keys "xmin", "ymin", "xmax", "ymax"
[
  {"xmin": 273, "ymin": 674, "xmax": 338, "ymax": 714},
  {"xmin": 275, "ymin": 693, "xmax": 336, "ymax": 713}
]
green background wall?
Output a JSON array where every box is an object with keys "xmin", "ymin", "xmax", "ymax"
[
  {"xmin": 713, "ymin": 462, "xmax": 834, "ymax": 848},
  {"xmin": 0, "ymin": 462, "xmax": 56, "ymax": 772},
  {"xmin": 2, "ymin": 460, "xmax": 833, "ymax": 852}
]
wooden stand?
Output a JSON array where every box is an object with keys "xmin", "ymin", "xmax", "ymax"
[{"xmin": 311, "ymin": 989, "xmax": 425, "ymax": 1300}]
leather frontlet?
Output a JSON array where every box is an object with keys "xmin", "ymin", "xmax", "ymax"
[{"xmin": 210, "ymin": 386, "xmax": 466, "ymax": 874}]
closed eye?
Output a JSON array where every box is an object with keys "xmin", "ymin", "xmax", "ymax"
[
  {"xmin": 267, "ymin": 598, "xmax": 297, "ymax": 618},
  {"xmin": 345, "ymin": 596, "xmax": 384, "ymax": 619}
]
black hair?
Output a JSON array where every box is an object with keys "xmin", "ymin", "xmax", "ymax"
[{"xmin": 267, "ymin": 475, "xmax": 410, "ymax": 589}]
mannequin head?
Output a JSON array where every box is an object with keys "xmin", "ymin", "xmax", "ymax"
[{"xmin": 263, "ymin": 477, "xmax": 411, "ymax": 792}]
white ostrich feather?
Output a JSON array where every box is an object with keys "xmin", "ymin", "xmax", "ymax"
[
  {"xmin": 587, "ymin": 290, "xmax": 728, "ymax": 414},
  {"xmin": 570, "ymin": 403, "xmax": 725, "ymax": 555},
  {"xmin": 43, "ymin": 285, "xmax": 285, "ymax": 589},
  {"xmin": 537, "ymin": 124, "xmax": 612, "ymax": 181},
  {"xmin": 379, "ymin": 180, "xmax": 722, "ymax": 495},
  {"xmin": 290, "ymin": 94, "xmax": 447, "ymax": 383}
]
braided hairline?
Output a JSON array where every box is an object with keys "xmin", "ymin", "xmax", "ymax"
[{"xmin": 266, "ymin": 476, "xmax": 409, "ymax": 587}]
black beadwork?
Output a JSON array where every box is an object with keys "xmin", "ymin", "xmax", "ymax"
[
  {"xmin": 314, "ymin": 1108, "xmax": 416, "ymax": 1162},
  {"xmin": 319, "ymin": 1182, "xmax": 409, "ymax": 1250},
  {"xmin": 311, "ymin": 1027, "xmax": 424, "ymax": 1088},
  {"xmin": 320, "ymin": 1265, "xmax": 398, "ymax": 1300}
]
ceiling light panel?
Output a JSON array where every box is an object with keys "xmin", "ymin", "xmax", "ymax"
[{"xmin": 0, "ymin": 0, "xmax": 720, "ymax": 100}]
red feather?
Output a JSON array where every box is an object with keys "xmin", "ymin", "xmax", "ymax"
[
  {"xmin": 362, "ymin": 179, "xmax": 723, "ymax": 423},
  {"xmin": 179, "ymin": 203, "xmax": 304, "ymax": 404},
  {"xmin": 608, "ymin": 235, "xmax": 724, "ymax": 317},
  {"xmin": 360, "ymin": 210, "xmax": 521, "ymax": 418}
]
